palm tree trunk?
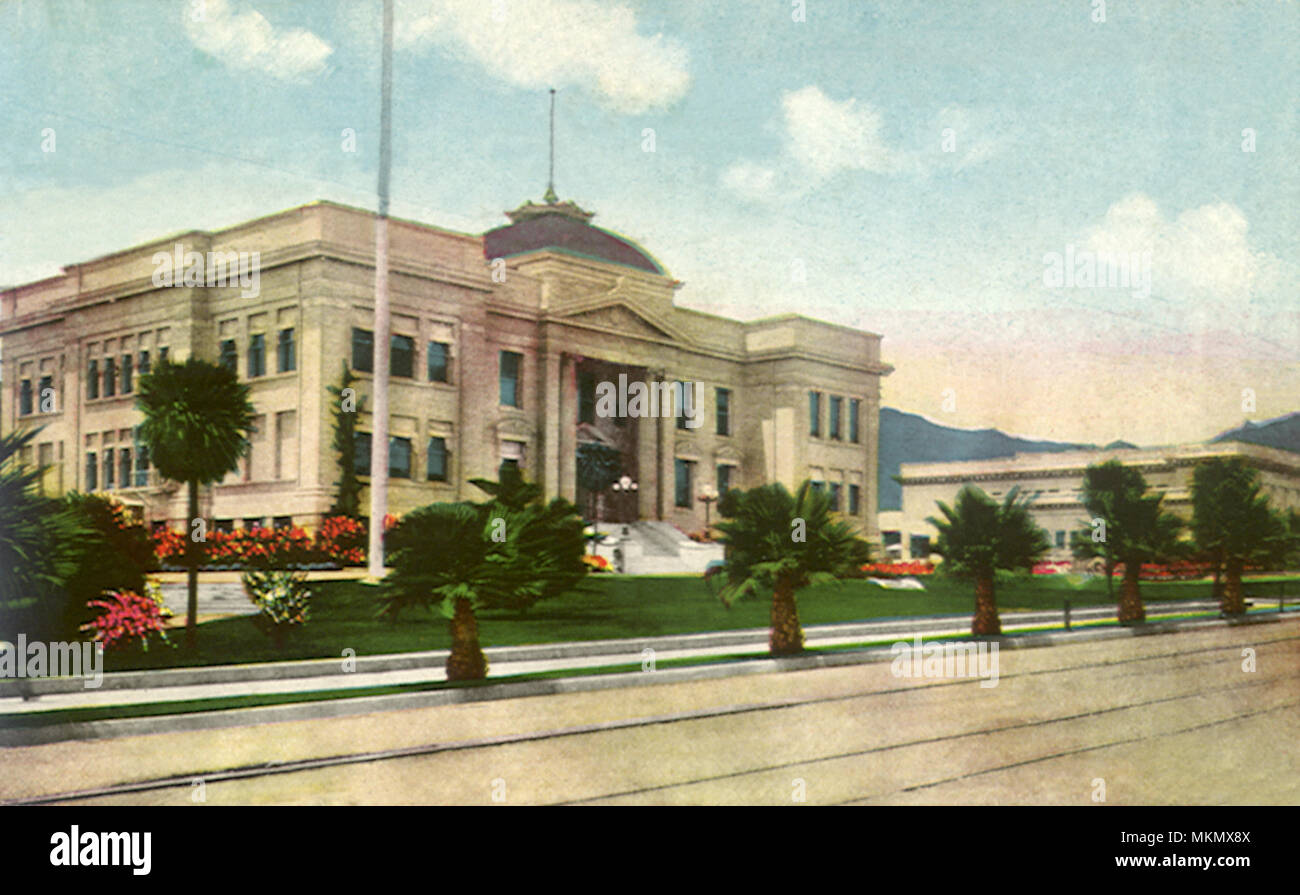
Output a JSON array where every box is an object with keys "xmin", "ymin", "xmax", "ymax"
[
  {"xmin": 1222, "ymin": 558, "xmax": 1246, "ymax": 616},
  {"xmin": 1211, "ymin": 560, "xmax": 1224, "ymax": 601},
  {"xmin": 1118, "ymin": 562, "xmax": 1145, "ymax": 624},
  {"xmin": 972, "ymin": 574, "xmax": 1000, "ymax": 636},
  {"xmin": 769, "ymin": 572, "xmax": 804, "ymax": 656},
  {"xmin": 1103, "ymin": 557, "xmax": 1115, "ymax": 601},
  {"xmin": 446, "ymin": 596, "xmax": 488, "ymax": 681},
  {"xmin": 185, "ymin": 479, "xmax": 200, "ymax": 650}
]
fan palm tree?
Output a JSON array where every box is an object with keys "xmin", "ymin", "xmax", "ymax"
[
  {"xmin": 1078, "ymin": 461, "xmax": 1185, "ymax": 624},
  {"xmin": 1192, "ymin": 457, "xmax": 1289, "ymax": 616},
  {"xmin": 713, "ymin": 481, "xmax": 869, "ymax": 656},
  {"xmin": 380, "ymin": 470, "xmax": 587, "ymax": 680},
  {"xmin": 927, "ymin": 486, "xmax": 1050, "ymax": 636},
  {"xmin": 136, "ymin": 358, "xmax": 256, "ymax": 648}
]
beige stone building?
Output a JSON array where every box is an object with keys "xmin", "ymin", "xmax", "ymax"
[
  {"xmin": 1, "ymin": 194, "xmax": 892, "ymax": 540},
  {"xmin": 880, "ymin": 441, "xmax": 1300, "ymax": 561}
]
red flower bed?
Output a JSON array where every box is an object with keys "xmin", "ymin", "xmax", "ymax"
[
  {"xmin": 860, "ymin": 561, "xmax": 934, "ymax": 577},
  {"xmin": 1113, "ymin": 562, "xmax": 1214, "ymax": 581},
  {"xmin": 80, "ymin": 589, "xmax": 173, "ymax": 652},
  {"xmin": 152, "ymin": 516, "xmax": 370, "ymax": 569}
]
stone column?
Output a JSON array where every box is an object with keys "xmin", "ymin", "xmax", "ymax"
[
  {"xmin": 558, "ymin": 353, "xmax": 577, "ymax": 502},
  {"xmin": 541, "ymin": 351, "xmax": 562, "ymax": 501}
]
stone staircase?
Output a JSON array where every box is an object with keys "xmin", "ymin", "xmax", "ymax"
[{"xmin": 591, "ymin": 521, "xmax": 724, "ymax": 574}]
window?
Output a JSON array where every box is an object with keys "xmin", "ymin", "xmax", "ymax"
[
  {"xmin": 354, "ymin": 432, "xmax": 372, "ymax": 477},
  {"xmin": 103, "ymin": 357, "xmax": 116, "ymax": 397},
  {"xmin": 214, "ymin": 519, "xmax": 234, "ymax": 534},
  {"xmin": 500, "ymin": 440, "xmax": 525, "ymax": 471},
  {"xmin": 716, "ymin": 464, "xmax": 732, "ymax": 494},
  {"xmin": 135, "ymin": 444, "xmax": 150, "ymax": 486},
  {"xmin": 85, "ymin": 452, "xmax": 97, "ymax": 490},
  {"xmin": 273, "ymin": 516, "xmax": 293, "ymax": 530},
  {"xmin": 809, "ymin": 391, "xmax": 822, "ymax": 437},
  {"xmin": 910, "ymin": 535, "xmax": 931, "ymax": 560},
  {"xmin": 389, "ymin": 436, "xmax": 412, "ymax": 479},
  {"xmin": 883, "ymin": 531, "xmax": 902, "ymax": 547},
  {"xmin": 103, "ymin": 447, "xmax": 115, "ymax": 488},
  {"xmin": 849, "ymin": 484, "xmax": 861, "ymax": 515},
  {"xmin": 391, "ymin": 335, "xmax": 414, "ymax": 379},
  {"xmin": 811, "ymin": 480, "xmax": 825, "ymax": 492},
  {"xmin": 676, "ymin": 382, "xmax": 694, "ymax": 430},
  {"xmin": 352, "ymin": 328, "xmax": 374, "ymax": 373},
  {"xmin": 118, "ymin": 448, "xmax": 132, "ymax": 488},
  {"xmin": 159, "ymin": 346, "xmax": 169, "ymax": 362},
  {"xmin": 716, "ymin": 388, "xmax": 731, "ymax": 436},
  {"xmin": 675, "ymin": 459, "xmax": 693, "ymax": 508},
  {"xmin": 19, "ymin": 379, "xmax": 33, "ymax": 416},
  {"xmin": 850, "ymin": 399, "xmax": 861, "ymax": 444},
  {"xmin": 138, "ymin": 349, "xmax": 151, "ymax": 376},
  {"xmin": 247, "ymin": 333, "xmax": 266, "ymax": 378},
  {"xmin": 219, "ymin": 339, "xmax": 237, "ymax": 372},
  {"xmin": 87, "ymin": 359, "xmax": 99, "ymax": 399},
  {"xmin": 427, "ymin": 436, "xmax": 448, "ymax": 482},
  {"xmin": 121, "ymin": 354, "xmax": 133, "ymax": 393},
  {"xmin": 277, "ymin": 329, "xmax": 296, "ymax": 373},
  {"xmin": 829, "ymin": 397, "xmax": 842, "ymax": 440},
  {"xmin": 243, "ymin": 518, "xmax": 265, "ymax": 532},
  {"xmin": 829, "ymin": 481, "xmax": 842, "ymax": 511},
  {"xmin": 499, "ymin": 351, "xmax": 522, "ymax": 407},
  {"xmin": 1055, "ymin": 530, "xmax": 1066, "ymax": 549},
  {"xmin": 578, "ymin": 372, "xmax": 597, "ymax": 424},
  {"xmin": 38, "ymin": 375, "xmax": 53, "ymax": 413},
  {"xmin": 427, "ymin": 341, "xmax": 449, "ymax": 383}
]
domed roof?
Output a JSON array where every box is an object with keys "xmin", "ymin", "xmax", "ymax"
[{"xmin": 483, "ymin": 195, "xmax": 666, "ymax": 275}]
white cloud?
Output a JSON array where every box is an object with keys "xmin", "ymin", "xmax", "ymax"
[
  {"xmin": 719, "ymin": 161, "xmax": 777, "ymax": 199},
  {"xmin": 184, "ymin": 0, "xmax": 333, "ymax": 83},
  {"xmin": 394, "ymin": 0, "xmax": 690, "ymax": 114},
  {"xmin": 1082, "ymin": 193, "xmax": 1278, "ymax": 303},
  {"xmin": 781, "ymin": 86, "xmax": 897, "ymax": 178}
]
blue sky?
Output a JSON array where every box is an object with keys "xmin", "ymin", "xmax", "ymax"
[{"xmin": 1, "ymin": 0, "xmax": 1296, "ymax": 445}]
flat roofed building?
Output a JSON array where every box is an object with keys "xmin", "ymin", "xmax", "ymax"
[{"xmin": 0, "ymin": 194, "xmax": 892, "ymax": 540}]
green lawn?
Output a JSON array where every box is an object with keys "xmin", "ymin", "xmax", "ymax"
[{"xmin": 100, "ymin": 573, "xmax": 1296, "ymax": 673}]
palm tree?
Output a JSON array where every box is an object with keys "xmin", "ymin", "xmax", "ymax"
[
  {"xmin": 927, "ymin": 486, "xmax": 1050, "ymax": 636},
  {"xmin": 713, "ymin": 481, "xmax": 869, "ymax": 656},
  {"xmin": 1078, "ymin": 461, "xmax": 1184, "ymax": 624},
  {"xmin": 136, "ymin": 358, "xmax": 256, "ymax": 648},
  {"xmin": 380, "ymin": 469, "xmax": 587, "ymax": 680},
  {"xmin": 1192, "ymin": 457, "xmax": 1288, "ymax": 616}
]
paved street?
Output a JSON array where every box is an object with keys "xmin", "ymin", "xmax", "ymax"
[{"xmin": 4, "ymin": 618, "xmax": 1297, "ymax": 805}]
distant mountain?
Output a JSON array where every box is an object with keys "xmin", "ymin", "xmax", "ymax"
[
  {"xmin": 1210, "ymin": 412, "xmax": 1300, "ymax": 455},
  {"xmin": 877, "ymin": 408, "xmax": 1099, "ymax": 511}
]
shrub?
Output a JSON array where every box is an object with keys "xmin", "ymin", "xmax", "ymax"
[
  {"xmin": 80, "ymin": 583, "xmax": 174, "ymax": 652},
  {"xmin": 241, "ymin": 569, "xmax": 311, "ymax": 647}
]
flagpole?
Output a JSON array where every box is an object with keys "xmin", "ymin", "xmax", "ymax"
[{"xmin": 367, "ymin": 0, "xmax": 393, "ymax": 579}]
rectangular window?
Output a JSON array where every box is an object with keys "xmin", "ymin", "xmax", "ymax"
[
  {"xmin": 391, "ymin": 335, "xmax": 415, "ymax": 379},
  {"xmin": 273, "ymin": 516, "xmax": 293, "ymax": 530},
  {"xmin": 1055, "ymin": 530, "xmax": 1066, "ymax": 549},
  {"xmin": 499, "ymin": 350, "xmax": 522, "ymax": 407},
  {"xmin": 247, "ymin": 333, "xmax": 266, "ymax": 378},
  {"xmin": 103, "ymin": 447, "xmax": 115, "ymax": 489},
  {"xmin": 910, "ymin": 535, "xmax": 931, "ymax": 560},
  {"xmin": 849, "ymin": 399, "xmax": 861, "ymax": 444},
  {"xmin": 427, "ymin": 436, "xmax": 448, "ymax": 482},
  {"xmin": 675, "ymin": 458, "xmax": 693, "ymax": 508},
  {"xmin": 849, "ymin": 483, "xmax": 861, "ymax": 515},
  {"xmin": 829, "ymin": 481, "xmax": 842, "ymax": 511},
  {"xmin": 37, "ymin": 375, "xmax": 53, "ymax": 413},
  {"xmin": 219, "ymin": 339, "xmax": 237, "ymax": 372},
  {"xmin": 352, "ymin": 328, "xmax": 374, "ymax": 373},
  {"xmin": 159, "ymin": 346, "xmax": 169, "ymax": 362},
  {"xmin": 243, "ymin": 518, "xmax": 265, "ymax": 532},
  {"xmin": 354, "ymin": 432, "xmax": 371, "ymax": 477},
  {"xmin": 389, "ymin": 436, "xmax": 412, "ymax": 479},
  {"xmin": 87, "ymin": 359, "xmax": 99, "ymax": 399},
  {"xmin": 135, "ymin": 443, "xmax": 150, "ymax": 486},
  {"xmin": 85, "ymin": 452, "xmax": 98, "ymax": 490},
  {"xmin": 277, "ymin": 328, "xmax": 296, "ymax": 373},
  {"xmin": 427, "ymin": 341, "xmax": 449, "ymax": 383},
  {"xmin": 103, "ymin": 357, "xmax": 116, "ymax": 397},
  {"xmin": 676, "ymin": 381, "xmax": 693, "ymax": 430},
  {"xmin": 138, "ymin": 349, "xmax": 151, "ymax": 376},
  {"xmin": 716, "ymin": 464, "xmax": 732, "ymax": 494},
  {"xmin": 578, "ymin": 372, "xmax": 597, "ymax": 424},
  {"xmin": 214, "ymin": 519, "xmax": 234, "ymax": 534},
  {"xmin": 829, "ymin": 396, "xmax": 842, "ymax": 440},
  {"xmin": 19, "ymin": 379, "xmax": 33, "ymax": 416},
  {"xmin": 809, "ymin": 391, "xmax": 821, "ymax": 437},
  {"xmin": 120, "ymin": 354, "xmax": 133, "ymax": 394},
  {"xmin": 118, "ymin": 448, "xmax": 132, "ymax": 488},
  {"xmin": 716, "ymin": 387, "xmax": 731, "ymax": 436}
]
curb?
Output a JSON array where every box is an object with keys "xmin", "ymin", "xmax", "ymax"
[{"xmin": 1, "ymin": 611, "xmax": 1291, "ymax": 748}]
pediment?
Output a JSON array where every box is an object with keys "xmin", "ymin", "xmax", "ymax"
[{"xmin": 558, "ymin": 300, "xmax": 688, "ymax": 345}]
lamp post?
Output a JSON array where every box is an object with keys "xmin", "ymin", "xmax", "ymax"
[
  {"xmin": 697, "ymin": 483, "xmax": 719, "ymax": 532},
  {"xmin": 612, "ymin": 475, "xmax": 638, "ymax": 531}
]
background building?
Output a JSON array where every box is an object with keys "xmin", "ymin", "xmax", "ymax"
[
  {"xmin": 881, "ymin": 441, "xmax": 1300, "ymax": 561},
  {"xmin": 0, "ymin": 194, "xmax": 892, "ymax": 540}
]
